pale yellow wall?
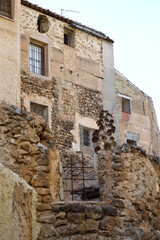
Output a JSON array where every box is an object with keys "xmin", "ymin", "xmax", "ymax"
[
  {"xmin": 0, "ymin": 0, "xmax": 21, "ymax": 106},
  {"xmin": 71, "ymin": 112, "xmax": 98, "ymax": 151},
  {"xmin": 115, "ymin": 71, "xmax": 159, "ymax": 156},
  {"xmin": 20, "ymin": 5, "xmax": 103, "ymax": 92},
  {"xmin": 0, "ymin": 163, "xmax": 40, "ymax": 240}
]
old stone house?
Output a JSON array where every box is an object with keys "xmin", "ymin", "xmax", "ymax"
[
  {"xmin": 0, "ymin": 0, "xmax": 160, "ymax": 239},
  {"xmin": 115, "ymin": 69, "xmax": 160, "ymax": 157},
  {"xmin": 0, "ymin": 0, "xmax": 159, "ymax": 157}
]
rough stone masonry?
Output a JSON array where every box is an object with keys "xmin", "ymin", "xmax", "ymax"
[{"xmin": 0, "ymin": 103, "xmax": 159, "ymax": 239}]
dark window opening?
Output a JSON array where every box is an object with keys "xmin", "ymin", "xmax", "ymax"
[
  {"xmin": 29, "ymin": 43, "xmax": 45, "ymax": 76},
  {"xmin": 64, "ymin": 28, "xmax": 74, "ymax": 47},
  {"xmin": 143, "ymin": 102, "xmax": 146, "ymax": 115},
  {"xmin": 127, "ymin": 139, "xmax": 137, "ymax": 146},
  {"xmin": 83, "ymin": 129, "xmax": 90, "ymax": 147},
  {"xmin": 0, "ymin": 0, "xmax": 12, "ymax": 18},
  {"xmin": 30, "ymin": 102, "xmax": 48, "ymax": 122},
  {"xmin": 64, "ymin": 33, "xmax": 69, "ymax": 45},
  {"xmin": 122, "ymin": 97, "xmax": 131, "ymax": 114}
]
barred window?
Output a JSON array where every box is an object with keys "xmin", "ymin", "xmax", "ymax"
[
  {"xmin": 0, "ymin": 0, "xmax": 12, "ymax": 18},
  {"xmin": 83, "ymin": 129, "xmax": 90, "ymax": 147},
  {"xmin": 30, "ymin": 102, "xmax": 48, "ymax": 122},
  {"xmin": 29, "ymin": 43, "xmax": 45, "ymax": 76}
]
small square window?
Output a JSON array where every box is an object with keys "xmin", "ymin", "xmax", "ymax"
[
  {"xmin": 122, "ymin": 97, "xmax": 131, "ymax": 114},
  {"xmin": 64, "ymin": 28, "xmax": 75, "ymax": 47},
  {"xmin": 0, "ymin": 0, "xmax": 12, "ymax": 18},
  {"xmin": 30, "ymin": 102, "xmax": 48, "ymax": 122},
  {"xmin": 30, "ymin": 42, "xmax": 45, "ymax": 76},
  {"xmin": 127, "ymin": 139, "xmax": 137, "ymax": 146}
]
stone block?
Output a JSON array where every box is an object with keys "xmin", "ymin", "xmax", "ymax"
[
  {"xmin": 85, "ymin": 206, "xmax": 103, "ymax": 220},
  {"xmin": 85, "ymin": 219, "xmax": 99, "ymax": 233},
  {"xmin": 67, "ymin": 212, "xmax": 85, "ymax": 224},
  {"xmin": 102, "ymin": 206, "xmax": 118, "ymax": 216},
  {"xmin": 54, "ymin": 219, "xmax": 68, "ymax": 227},
  {"xmin": 112, "ymin": 163, "xmax": 125, "ymax": 171},
  {"xmin": 36, "ymin": 203, "xmax": 52, "ymax": 211},
  {"xmin": 37, "ymin": 211, "xmax": 56, "ymax": 223},
  {"xmin": 40, "ymin": 224, "xmax": 56, "ymax": 237},
  {"xmin": 31, "ymin": 173, "xmax": 49, "ymax": 187},
  {"xmin": 36, "ymin": 188, "xmax": 50, "ymax": 195},
  {"xmin": 111, "ymin": 198, "xmax": 125, "ymax": 208},
  {"xmin": 55, "ymin": 224, "xmax": 79, "ymax": 237}
]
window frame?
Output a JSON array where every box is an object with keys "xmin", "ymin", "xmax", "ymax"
[
  {"xmin": 118, "ymin": 93, "xmax": 131, "ymax": 114},
  {"xmin": 83, "ymin": 128, "xmax": 91, "ymax": 147},
  {"xmin": 30, "ymin": 102, "xmax": 48, "ymax": 123},
  {"xmin": 29, "ymin": 39, "xmax": 48, "ymax": 77},
  {"xmin": 127, "ymin": 139, "xmax": 137, "ymax": 146},
  {"xmin": 122, "ymin": 97, "xmax": 131, "ymax": 114},
  {"xmin": 0, "ymin": 0, "xmax": 14, "ymax": 19},
  {"xmin": 79, "ymin": 125, "xmax": 95, "ymax": 154},
  {"xmin": 64, "ymin": 27, "xmax": 75, "ymax": 47}
]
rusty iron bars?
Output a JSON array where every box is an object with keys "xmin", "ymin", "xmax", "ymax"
[{"xmin": 63, "ymin": 153, "xmax": 98, "ymax": 201}]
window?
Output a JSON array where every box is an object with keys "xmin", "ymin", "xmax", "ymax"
[
  {"xmin": 64, "ymin": 28, "xmax": 75, "ymax": 47},
  {"xmin": 29, "ymin": 43, "xmax": 45, "ymax": 75},
  {"xmin": 83, "ymin": 129, "xmax": 90, "ymax": 147},
  {"xmin": 80, "ymin": 125, "xmax": 95, "ymax": 154},
  {"xmin": 127, "ymin": 139, "xmax": 137, "ymax": 146},
  {"xmin": 0, "ymin": 0, "xmax": 12, "ymax": 18},
  {"xmin": 30, "ymin": 102, "xmax": 48, "ymax": 122},
  {"xmin": 122, "ymin": 97, "xmax": 131, "ymax": 114}
]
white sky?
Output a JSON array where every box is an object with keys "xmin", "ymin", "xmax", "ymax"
[{"xmin": 29, "ymin": 0, "xmax": 160, "ymax": 128}]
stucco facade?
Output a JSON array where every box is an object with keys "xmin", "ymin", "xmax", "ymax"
[
  {"xmin": 115, "ymin": 69, "xmax": 160, "ymax": 156},
  {"xmin": 0, "ymin": 0, "xmax": 21, "ymax": 106}
]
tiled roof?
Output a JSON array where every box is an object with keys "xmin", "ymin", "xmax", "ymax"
[{"xmin": 21, "ymin": 0, "xmax": 114, "ymax": 43}]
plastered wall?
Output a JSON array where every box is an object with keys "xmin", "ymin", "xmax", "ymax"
[
  {"xmin": 115, "ymin": 70, "xmax": 160, "ymax": 156},
  {"xmin": 0, "ymin": 0, "xmax": 21, "ymax": 106}
]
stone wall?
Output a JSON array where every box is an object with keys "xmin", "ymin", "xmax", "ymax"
[
  {"xmin": 20, "ymin": 3, "xmax": 103, "ymax": 156},
  {"xmin": 0, "ymin": 163, "xmax": 39, "ymax": 240},
  {"xmin": 98, "ymin": 145, "xmax": 160, "ymax": 239},
  {"xmin": 20, "ymin": 4, "xmax": 103, "ymax": 92},
  {"xmin": 36, "ymin": 144, "xmax": 160, "ymax": 239},
  {"xmin": 0, "ymin": 104, "xmax": 160, "ymax": 239},
  {"xmin": 39, "ymin": 202, "xmax": 119, "ymax": 239},
  {"xmin": 0, "ymin": 103, "xmax": 60, "ymax": 238},
  {"xmin": 21, "ymin": 73, "xmax": 102, "ymax": 152}
]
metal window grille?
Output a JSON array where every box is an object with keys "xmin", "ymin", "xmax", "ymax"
[
  {"xmin": 83, "ymin": 129, "xmax": 90, "ymax": 146},
  {"xmin": 63, "ymin": 154, "xmax": 99, "ymax": 201},
  {"xmin": 29, "ymin": 43, "xmax": 45, "ymax": 75},
  {"xmin": 0, "ymin": 0, "xmax": 12, "ymax": 18}
]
